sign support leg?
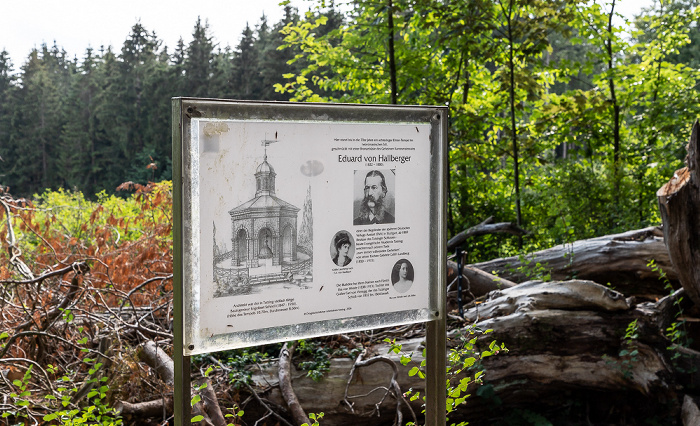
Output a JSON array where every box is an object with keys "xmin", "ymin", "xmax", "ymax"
[
  {"xmin": 425, "ymin": 313, "xmax": 446, "ymax": 425},
  {"xmin": 174, "ymin": 354, "xmax": 191, "ymax": 425}
]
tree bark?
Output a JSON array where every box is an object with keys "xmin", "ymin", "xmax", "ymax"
[
  {"xmin": 682, "ymin": 395, "xmax": 700, "ymax": 426},
  {"xmin": 251, "ymin": 339, "xmax": 426, "ymax": 426},
  {"xmin": 657, "ymin": 120, "xmax": 700, "ymax": 306}
]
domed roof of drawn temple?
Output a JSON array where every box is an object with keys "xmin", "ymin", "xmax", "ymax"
[{"xmin": 256, "ymin": 157, "xmax": 275, "ymax": 174}]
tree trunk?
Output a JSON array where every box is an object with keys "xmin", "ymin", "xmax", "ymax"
[{"xmin": 657, "ymin": 120, "xmax": 700, "ymax": 306}]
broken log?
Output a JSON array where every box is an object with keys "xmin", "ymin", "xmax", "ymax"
[
  {"xmin": 683, "ymin": 395, "xmax": 700, "ymax": 426},
  {"xmin": 138, "ymin": 340, "xmax": 175, "ymax": 384},
  {"xmin": 461, "ymin": 279, "xmax": 630, "ymax": 323},
  {"xmin": 657, "ymin": 120, "xmax": 700, "ymax": 306},
  {"xmin": 115, "ymin": 396, "xmax": 172, "ymax": 419},
  {"xmin": 121, "ymin": 340, "xmax": 226, "ymax": 425},
  {"xmin": 447, "ymin": 279, "xmax": 691, "ymax": 424},
  {"xmin": 471, "ymin": 227, "xmax": 678, "ymax": 299}
]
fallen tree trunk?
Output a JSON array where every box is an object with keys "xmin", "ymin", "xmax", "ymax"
[
  {"xmin": 449, "ymin": 279, "xmax": 694, "ymax": 424},
  {"xmin": 197, "ymin": 377, "xmax": 226, "ymax": 426},
  {"xmin": 657, "ymin": 120, "xmax": 700, "ymax": 306},
  {"xmin": 471, "ymin": 227, "xmax": 678, "ymax": 298},
  {"xmin": 250, "ymin": 339, "xmax": 427, "ymax": 426},
  {"xmin": 246, "ymin": 280, "xmax": 696, "ymax": 425}
]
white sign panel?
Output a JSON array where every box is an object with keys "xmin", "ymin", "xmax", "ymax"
[{"xmin": 175, "ymin": 100, "xmax": 446, "ymax": 355}]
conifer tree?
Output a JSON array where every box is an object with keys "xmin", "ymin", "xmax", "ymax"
[
  {"xmin": 184, "ymin": 17, "xmax": 216, "ymax": 97},
  {"xmin": 0, "ymin": 50, "xmax": 17, "ymax": 185},
  {"xmin": 232, "ymin": 23, "xmax": 261, "ymax": 99},
  {"xmin": 59, "ymin": 47, "xmax": 100, "ymax": 192}
]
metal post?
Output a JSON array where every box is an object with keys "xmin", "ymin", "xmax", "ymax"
[
  {"xmin": 172, "ymin": 98, "xmax": 192, "ymax": 425},
  {"xmin": 425, "ymin": 314, "xmax": 447, "ymax": 425},
  {"xmin": 425, "ymin": 107, "xmax": 448, "ymax": 426}
]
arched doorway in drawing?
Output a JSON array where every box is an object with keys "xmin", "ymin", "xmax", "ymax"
[
  {"xmin": 235, "ymin": 229, "xmax": 248, "ymax": 267},
  {"xmin": 258, "ymin": 228, "xmax": 274, "ymax": 260},
  {"xmin": 282, "ymin": 225, "xmax": 293, "ymax": 261}
]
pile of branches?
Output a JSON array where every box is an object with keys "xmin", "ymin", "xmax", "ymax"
[{"xmin": 0, "ymin": 183, "xmax": 175, "ymax": 423}]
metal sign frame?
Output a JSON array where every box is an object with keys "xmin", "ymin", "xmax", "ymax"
[{"xmin": 173, "ymin": 98, "xmax": 446, "ymax": 425}]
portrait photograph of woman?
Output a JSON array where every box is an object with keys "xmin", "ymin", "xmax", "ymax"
[
  {"xmin": 330, "ymin": 230, "xmax": 354, "ymax": 267},
  {"xmin": 391, "ymin": 259, "xmax": 414, "ymax": 293}
]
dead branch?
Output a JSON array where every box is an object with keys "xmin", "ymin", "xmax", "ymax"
[
  {"xmin": 0, "ymin": 330, "xmax": 113, "ymax": 362},
  {"xmin": 138, "ymin": 340, "xmax": 175, "ymax": 384},
  {"xmin": 71, "ymin": 336, "xmax": 113, "ymax": 404},
  {"xmin": 119, "ymin": 274, "xmax": 173, "ymax": 309},
  {"xmin": 344, "ymin": 351, "xmax": 417, "ymax": 425},
  {"xmin": 447, "ymin": 261, "xmax": 516, "ymax": 303},
  {"xmin": 279, "ymin": 342, "xmax": 310, "ymax": 426},
  {"xmin": 1, "ymin": 197, "xmax": 34, "ymax": 280},
  {"xmin": 196, "ymin": 377, "xmax": 226, "ymax": 426},
  {"xmin": 448, "ymin": 216, "xmax": 529, "ymax": 251},
  {"xmin": 243, "ymin": 381, "xmax": 295, "ymax": 426},
  {"xmin": 0, "ymin": 261, "xmax": 88, "ymax": 286},
  {"xmin": 14, "ymin": 264, "xmax": 89, "ymax": 332},
  {"xmin": 0, "ymin": 358, "xmax": 55, "ymax": 395}
]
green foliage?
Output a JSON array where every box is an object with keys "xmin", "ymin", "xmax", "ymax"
[
  {"xmin": 295, "ymin": 339, "xmax": 332, "ymax": 382},
  {"xmin": 619, "ymin": 319, "xmax": 641, "ymax": 379},
  {"xmin": 3, "ymin": 366, "xmax": 33, "ymax": 421},
  {"xmin": 648, "ymin": 260, "xmax": 694, "ymax": 366},
  {"xmin": 386, "ymin": 325, "xmax": 507, "ymax": 425},
  {"xmin": 224, "ymin": 349, "xmax": 267, "ymax": 388},
  {"xmin": 2, "ymin": 0, "xmax": 698, "ymax": 259},
  {"xmin": 602, "ymin": 318, "xmax": 641, "ymax": 380},
  {"xmin": 273, "ymin": 0, "xmax": 700, "ymax": 262},
  {"xmin": 510, "ymin": 254, "xmax": 553, "ymax": 282},
  {"xmin": 5, "ymin": 360, "xmax": 124, "ymax": 426},
  {"xmin": 301, "ymin": 412, "xmax": 325, "ymax": 426},
  {"xmin": 224, "ymin": 404, "xmax": 245, "ymax": 426}
]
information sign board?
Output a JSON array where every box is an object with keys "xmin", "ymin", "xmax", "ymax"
[{"xmin": 173, "ymin": 99, "xmax": 446, "ymax": 355}]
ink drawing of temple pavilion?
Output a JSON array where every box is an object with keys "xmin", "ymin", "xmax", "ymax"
[
  {"xmin": 212, "ymin": 140, "xmax": 314, "ymax": 298},
  {"xmin": 229, "ymin": 154, "xmax": 300, "ymax": 271}
]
